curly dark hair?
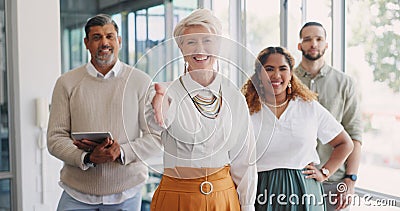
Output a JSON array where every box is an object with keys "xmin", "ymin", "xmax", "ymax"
[{"xmin": 241, "ymin": 46, "xmax": 317, "ymax": 115}]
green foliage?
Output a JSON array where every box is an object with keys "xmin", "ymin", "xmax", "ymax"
[{"xmin": 349, "ymin": 0, "xmax": 400, "ymax": 92}]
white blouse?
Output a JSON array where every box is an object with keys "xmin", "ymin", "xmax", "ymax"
[
  {"xmin": 145, "ymin": 73, "xmax": 257, "ymax": 210},
  {"xmin": 251, "ymin": 98, "xmax": 343, "ymax": 172}
]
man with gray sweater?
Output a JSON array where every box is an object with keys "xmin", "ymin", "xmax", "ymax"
[{"xmin": 47, "ymin": 14, "xmax": 161, "ymax": 211}]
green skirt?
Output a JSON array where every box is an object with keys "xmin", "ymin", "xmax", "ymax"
[{"xmin": 255, "ymin": 169, "xmax": 326, "ymax": 211}]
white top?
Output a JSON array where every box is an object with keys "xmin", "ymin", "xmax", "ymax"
[
  {"xmin": 251, "ymin": 98, "xmax": 343, "ymax": 172},
  {"xmin": 145, "ymin": 73, "xmax": 257, "ymax": 211}
]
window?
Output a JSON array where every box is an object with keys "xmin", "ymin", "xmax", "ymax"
[
  {"xmin": 212, "ymin": 0, "xmax": 229, "ymax": 37},
  {"xmin": 287, "ymin": 0, "xmax": 304, "ymax": 63},
  {"xmin": 0, "ymin": 179, "xmax": 10, "ymax": 210},
  {"xmin": 0, "ymin": 2, "xmax": 11, "ymax": 210},
  {"xmin": 61, "ymin": 27, "xmax": 87, "ymax": 73},
  {"xmin": 133, "ymin": 5, "xmax": 167, "ymax": 80},
  {"xmin": 0, "ymin": 9, "xmax": 8, "ymax": 173},
  {"xmin": 347, "ymin": 0, "xmax": 400, "ymax": 203},
  {"xmin": 245, "ymin": 0, "xmax": 280, "ymax": 55}
]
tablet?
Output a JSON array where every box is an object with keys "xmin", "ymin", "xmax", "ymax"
[{"xmin": 71, "ymin": 132, "xmax": 113, "ymax": 144}]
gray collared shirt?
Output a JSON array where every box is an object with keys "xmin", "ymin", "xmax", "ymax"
[{"xmin": 295, "ymin": 63, "xmax": 362, "ymax": 181}]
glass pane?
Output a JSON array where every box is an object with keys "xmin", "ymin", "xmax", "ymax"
[
  {"xmin": 136, "ymin": 9, "xmax": 146, "ymax": 15},
  {"xmin": 246, "ymin": 0, "xmax": 280, "ymax": 55},
  {"xmin": 173, "ymin": 0, "xmax": 197, "ymax": 9},
  {"xmin": 128, "ymin": 12, "xmax": 136, "ymax": 65},
  {"xmin": 0, "ymin": 179, "xmax": 10, "ymax": 210},
  {"xmin": 136, "ymin": 14, "xmax": 147, "ymax": 41},
  {"xmin": 60, "ymin": 2, "xmax": 91, "ymax": 73},
  {"xmin": 135, "ymin": 13, "xmax": 148, "ymax": 73},
  {"xmin": 148, "ymin": 4, "xmax": 164, "ymax": 15},
  {"xmin": 147, "ymin": 5, "xmax": 166, "ymax": 81},
  {"xmin": 304, "ymin": 0, "xmax": 332, "ymax": 65},
  {"xmin": 0, "ymin": 6, "xmax": 9, "ymax": 173},
  {"xmin": 111, "ymin": 14, "xmax": 122, "ymax": 36},
  {"xmin": 69, "ymin": 28, "xmax": 86, "ymax": 71},
  {"xmin": 213, "ymin": 0, "xmax": 229, "ymax": 36},
  {"xmin": 148, "ymin": 6, "xmax": 165, "ymax": 41},
  {"xmin": 347, "ymin": 0, "xmax": 400, "ymax": 199},
  {"xmin": 287, "ymin": 0, "xmax": 304, "ymax": 64},
  {"xmin": 172, "ymin": 1, "xmax": 197, "ymax": 28}
]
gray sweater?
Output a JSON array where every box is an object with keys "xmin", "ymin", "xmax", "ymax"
[{"xmin": 47, "ymin": 63, "xmax": 161, "ymax": 195}]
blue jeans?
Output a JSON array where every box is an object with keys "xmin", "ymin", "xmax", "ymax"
[{"xmin": 57, "ymin": 191, "xmax": 142, "ymax": 211}]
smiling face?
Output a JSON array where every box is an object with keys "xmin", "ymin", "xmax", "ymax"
[
  {"xmin": 84, "ymin": 23, "xmax": 121, "ymax": 73},
  {"xmin": 298, "ymin": 25, "xmax": 328, "ymax": 61},
  {"xmin": 258, "ymin": 53, "xmax": 292, "ymax": 98},
  {"xmin": 179, "ymin": 25, "xmax": 219, "ymax": 72}
]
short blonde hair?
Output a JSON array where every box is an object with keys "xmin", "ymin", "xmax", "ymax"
[{"xmin": 173, "ymin": 8, "xmax": 222, "ymax": 46}]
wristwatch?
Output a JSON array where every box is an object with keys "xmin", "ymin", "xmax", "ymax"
[
  {"xmin": 84, "ymin": 153, "xmax": 96, "ymax": 168},
  {"xmin": 320, "ymin": 167, "xmax": 330, "ymax": 177},
  {"xmin": 344, "ymin": 174, "xmax": 357, "ymax": 181}
]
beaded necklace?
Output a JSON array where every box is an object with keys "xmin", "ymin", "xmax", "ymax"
[
  {"xmin": 179, "ymin": 76, "xmax": 222, "ymax": 119},
  {"xmin": 263, "ymin": 98, "xmax": 289, "ymax": 108}
]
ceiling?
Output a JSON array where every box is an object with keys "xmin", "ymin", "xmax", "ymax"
[{"xmin": 60, "ymin": 0, "xmax": 164, "ymax": 29}]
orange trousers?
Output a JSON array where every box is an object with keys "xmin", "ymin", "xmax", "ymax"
[{"xmin": 150, "ymin": 166, "xmax": 240, "ymax": 211}]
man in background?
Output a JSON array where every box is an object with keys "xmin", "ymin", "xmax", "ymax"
[
  {"xmin": 47, "ymin": 14, "xmax": 160, "ymax": 211},
  {"xmin": 295, "ymin": 21, "xmax": 362, "ymax": 211}
]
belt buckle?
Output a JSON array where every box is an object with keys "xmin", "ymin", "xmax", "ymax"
[{"xmin": 200, "ymin": 181, "xmax": 213, "ymax": 195}]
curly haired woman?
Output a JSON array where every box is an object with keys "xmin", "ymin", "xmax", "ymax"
[{"xmin": 242, "ymin": 46, "xmax": 353, "ymax": 211}]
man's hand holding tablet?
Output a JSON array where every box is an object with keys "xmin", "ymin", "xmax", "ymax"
[{"xmin": 72, "ymin": 132, "xmax": 114, "ymax": 152}]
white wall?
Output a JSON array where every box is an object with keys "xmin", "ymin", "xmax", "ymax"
[{"xmin": 14, "ymin": 0, "xmax": 63, "ymax": 210}]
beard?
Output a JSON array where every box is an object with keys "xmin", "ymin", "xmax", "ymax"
[
  {"xmin": 301, "ymin": 48, "xmax": 325, "ymax": 61},
  {"xmin": 95, "ymin": 50, "xmax": 115, "ymax": 66}
]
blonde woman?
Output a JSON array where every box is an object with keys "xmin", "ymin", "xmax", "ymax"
[{"xmin": 146, "ymin": 9, "xmax": 257, "ymax": 211}]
